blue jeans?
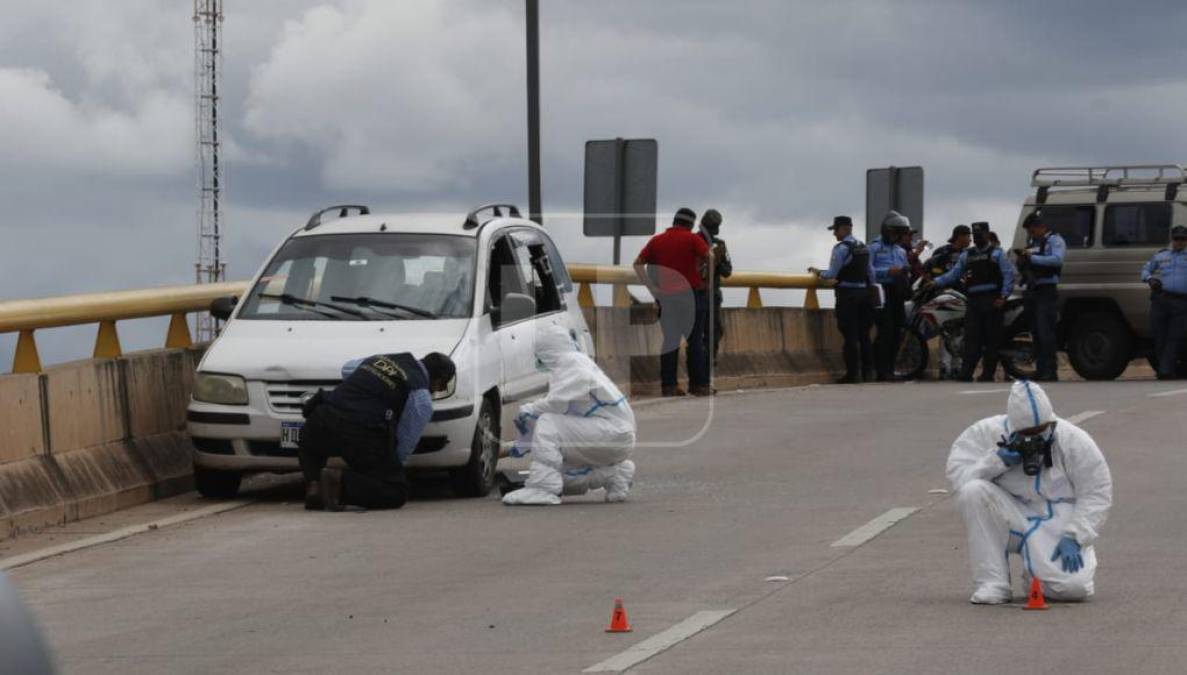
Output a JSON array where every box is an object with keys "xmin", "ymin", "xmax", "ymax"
[{"xmin": 658, "ymin": 290, "xmax": 709, "ymax": 388}]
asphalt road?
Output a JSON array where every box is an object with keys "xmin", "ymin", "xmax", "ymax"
[{"xmin": 8, "ymin": 379, "xmax": 1187, "ymax": 674}]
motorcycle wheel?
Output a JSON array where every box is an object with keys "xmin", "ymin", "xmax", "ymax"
[
  {"xmin": 1001, "ymin": 329, "xmax": 1039, "ymax": 381},
  {"xmin": 894, "ymin": 332, "xmax": 929, "ymax": 380}
]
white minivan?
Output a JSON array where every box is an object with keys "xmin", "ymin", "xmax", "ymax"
[{"xmin": 186, "ymin": 204, "xmax": 592, "ymax": 498}]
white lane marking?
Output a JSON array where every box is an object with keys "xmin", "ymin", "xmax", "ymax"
[
  {"xmin": 830, "ymin": 507, "xmax": 919, "ymax": 548},
  {"xmin": 1149, "ymin": 388, "xmax": 1187, "ymax": 398},
  {"xmin": 1064, "ymin": 410, "xmax": 1105, "ymax": 425},
  {"xmin": 0, "ymin": 500, "xmax": 250, "ymax": 571},
  {"xmin": 958, "ymin": 388, "xmax": 1010, "ymax": 395},
  {"xmin": 583, "ymin": 609, "xmax": 736, "ymax": 673}
]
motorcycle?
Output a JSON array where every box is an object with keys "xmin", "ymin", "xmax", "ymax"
[{"xmin": 894, "ymin": 279, "xmax": 1037, "ymax": 381}]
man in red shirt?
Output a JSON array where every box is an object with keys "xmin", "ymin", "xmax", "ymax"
[{"xmin": 634, "ymin": 208, "xmax": 713, "ymax": 396}]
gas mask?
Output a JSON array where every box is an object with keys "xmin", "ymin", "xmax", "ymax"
[{"xmin": 998, "ymin": 425, "xmax": 1056, "ymax": 476}]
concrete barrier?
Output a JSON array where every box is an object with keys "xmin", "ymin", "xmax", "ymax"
[{"xmin": 0, "ymin": 348, "xmax": 204, "ymax": 540}]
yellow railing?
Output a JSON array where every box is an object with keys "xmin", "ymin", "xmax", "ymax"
[{"xmin": 0, "ymin": 265, "xmax": 821, "ymax": 374}]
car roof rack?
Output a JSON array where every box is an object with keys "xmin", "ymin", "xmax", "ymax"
[
  {"xmin": 1032, "ymin": 165, "xmax": 1186, "ymax": 205},
  {"xmin": 463, "ymin": 203, "xmax": 522, "ymax": 230},
  {"xmin": 305, "ymin": 204, "xmax": 371, "ymax": 230}
]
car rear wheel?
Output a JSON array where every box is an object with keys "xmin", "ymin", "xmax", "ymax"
[
  {"xmin": 450, "ymin": 400, "xmax": 498, "ymax": 498},
  {"xmin": 194, "ymin": 466, "xmax": 242, "ymax": 499},
  {"xmin": 1067, "ymin": 312, "xmax": 1133, "ymax": 381}
]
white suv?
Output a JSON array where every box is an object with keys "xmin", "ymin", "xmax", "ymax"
[{"xmin": 186, "ymin": 204, "xmax": 591, "ymax": 498}]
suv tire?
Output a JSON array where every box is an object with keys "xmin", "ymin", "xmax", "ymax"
[
  {"xmin": 1067, "ymin": 311, "xmax": 1133, "ymax": 380},
  {"xmin": 450, "ymin": 400, "xmax": 498, "ymax": 498},
  {"xmin": 194, "ymin": 466, "xmax": 242, "ymax": 499}
]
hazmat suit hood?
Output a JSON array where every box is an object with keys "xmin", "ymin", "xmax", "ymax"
[
  {"xmin": 1007, "ymin": 380, "xmax": 1055, "ymax": 432},
  {"xmin": 535, "ymin": 324, "xmax": 580, "ymax": 369}
]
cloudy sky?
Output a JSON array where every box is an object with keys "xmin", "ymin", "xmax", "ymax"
[{"xmin": 3, "ymin": 0, "xmax": 1186, "ymax": 369}]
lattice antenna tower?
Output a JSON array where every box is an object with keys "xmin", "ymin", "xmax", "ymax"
[{"xmin": 194, "ymin": 0, "xmax": 225, "ymax": 341}]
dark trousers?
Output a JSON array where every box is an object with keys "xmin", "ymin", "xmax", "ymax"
[
  {"xmin": 1025, "ymin": 285, "xmax": 1060, "ymax": 379},
  {"xmin": 962, "ymin": 293, "xmax": 1004, "ymax": 380},
  {"xmin": 298, "ymin": 404, "xmax": 408, "ymax": 509},
  {"xmin": 1151, "ymin": 294, "xmax": 1187, "ymax": 378},
  {"xmin": 835, "ymin": 288, "xmax": 874, "ymax": 380},
  {"xmin": 658, "ymin": 290, "xmax": 709, "ymax": 388},
  {"xmin": 874, "ymin": 288, "xmax": 906, "ymax": 379},
  {"xmin": 708, "ymin": 301, "xmax": 725, "ymax": 367}
]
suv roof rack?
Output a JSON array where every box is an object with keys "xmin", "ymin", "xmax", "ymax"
[
  {"xmin": 305, "ymin": 204, "xmax": 371, "ymax": 230},
  {"xmin": 463, "ymin": 203, "xmax": 521, "ymax": 230},
  {"xmin": 1032, "ymin": 165, "xmax": 1186, "ymax": 188}
]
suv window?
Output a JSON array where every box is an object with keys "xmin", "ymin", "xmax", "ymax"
[
  {"xmin": 511, "ymin": 231, "xmax": 565, "ymax": 314},
  {"xmin": 1039, "ymin": 205, "xmax": 1095, "ymax": 248},
  {"xmin": 487, "ymin": 234, "xmax": 530, "ymax": 322},
  {"xmin": 1103, "ymin": 203, "xmax": 1171, "ymax": 247}
]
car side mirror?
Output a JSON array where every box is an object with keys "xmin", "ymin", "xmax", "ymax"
[
  {"xmin": 500, "ymin": 293, "xmax": 536, "ymax": 324},
  {"xmin": 210, "ymin": 296, "xmax": 239, "ymax": 322}
]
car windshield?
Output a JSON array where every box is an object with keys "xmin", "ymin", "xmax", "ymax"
[{"xmin": 238, "ymin": 233, "xmax": 476, "ymax": 321}]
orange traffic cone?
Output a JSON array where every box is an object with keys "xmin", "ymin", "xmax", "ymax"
[
  {"xmin": 1023, "ymin": 577, "xmax": 1048, "ymax": 611},
  {"xmin": 605, "ymin": 598, "xmax": 633, "ymax": 633}
]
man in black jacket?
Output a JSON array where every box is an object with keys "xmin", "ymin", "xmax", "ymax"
[
  {"xmin": 298, "ymin": 352, "xmax": 455, "ymax": 511},
  {"xmin": 699, "ymin": 209, "xmax": 733, "ymax": 367}
]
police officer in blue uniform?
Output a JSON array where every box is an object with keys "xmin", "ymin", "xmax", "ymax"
[
  {"xmin": 932, "ymin": 221, "xmax": 1015, "ymax": 382},
  {"xmin": 870, "ymin": 211, "xmax": 912, "ymax": 381},
  {"xmin": 1141, "ymin": 225, "xmax": 1187, "ymax": 379},
  {"xmin": 814, "ymin": 215, "xmax": 876, "ymax": 383},
  {"xmin": 1019, "ymin": 211, "xmax": 1066, "ymax": 382},
  {"xmin": 298, "ymin": 352, "xmax": 456, "ymax": 510}
]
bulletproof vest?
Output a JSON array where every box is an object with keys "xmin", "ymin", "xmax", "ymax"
[
  {"xmin": 964, "ymin": 246, "xmax": 1003, "ymax": 291},
  {"xmin": 837, "ymin": 240, "xmax": 870, "ymax": 286},
  {"xmin": 324, "ymin": 353, "xmax": 428, "ymax": 427},
  {"xmin": 1030, "ymin": 235, "xmax": 1062, "ymax": 279}
]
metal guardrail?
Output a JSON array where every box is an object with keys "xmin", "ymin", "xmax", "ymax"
[{"xmin": 0, "ymin": 265, "xmax": 821, "ymax": 374}]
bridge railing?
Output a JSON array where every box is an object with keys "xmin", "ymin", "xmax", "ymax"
[{"xmin": 0, "ymin": 265, "xmax": 821, "ymax": 374}]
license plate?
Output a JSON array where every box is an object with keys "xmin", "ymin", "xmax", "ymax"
[{"xmin": 280, "ymin": 421, "xmax": 303, "ymax": 449}]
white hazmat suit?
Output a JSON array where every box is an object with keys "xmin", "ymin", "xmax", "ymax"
[
  {"xmin": 502, "ymin": 324, "xmax": 637, "ymax": 506},
  {"xmin": 947, "ymin": 380, "xmax": 1112, "ymax": 604}
]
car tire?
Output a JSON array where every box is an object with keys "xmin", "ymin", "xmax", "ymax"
[
  {"xmin": 450, "ymin": 400, "xmax": 498, "ymax": 498},
  {"xmin": 1067, "ymin": 312, "xmax": 1133, "ymax": 381},
  {"xmin": 194, "ymin": 466, "xmax": 242, "ymax": 499}
]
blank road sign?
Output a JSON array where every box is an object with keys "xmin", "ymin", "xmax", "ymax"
[
  {"xmin": 584, "ymin": 139, "xmax": 658, "ymax": 238},
  {"xmin": 866, "ymin": 166, "xmax": 923, "ymax": 243}
]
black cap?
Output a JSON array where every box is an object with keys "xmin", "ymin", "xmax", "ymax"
[
  {"xmin": 1172, "ymin": 225, "xmax": 1187, "ymax": 238},
  {"xmin": 949, "ymin": 224, "xmax": 971, "ymax": 242},
  {"xmin": 971, "ymin": 221, "xmax": 990, "ymax": 233},
  {"xmin": 421, "ymin": 352, "xmax": 457, "ymax": 384},
  {"xmin": 673, "ymin": 207, "xmax": 697, "ymax": 228},
  {"xmin": 701, "ymin": 209, "xmax": 722, "ymax": 228},
  {"xmin": 828, "ymin": 215, "xmax": 853, "ymax": 230},
  {"xmin": 1022, "ymin": 212, "xmax": 1043, "ymax": 229}
]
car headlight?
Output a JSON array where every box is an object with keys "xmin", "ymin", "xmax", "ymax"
[
  {"xmin": 193, "ymin": 373, "xmax": 249, "ymax": 405},
  {"xmin": 432, "ymin": 374, "xmax": 457, "ymax": 401}
]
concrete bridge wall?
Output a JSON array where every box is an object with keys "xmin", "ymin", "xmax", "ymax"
[{"xmin": 0, "ymin": 308, "xmax": 842, "ymax": 539}]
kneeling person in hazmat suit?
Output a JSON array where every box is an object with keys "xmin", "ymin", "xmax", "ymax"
[
  {"xmin": 299, "ymin": 352, "xmax": 456, "ymax": 511},
  {"xmin": 947, "ymin": 380, "xmax": 1112, "ymax": 604},
  {"xmin": 503, "ymin": 324, "xmax": 637, "ymax": 506}
]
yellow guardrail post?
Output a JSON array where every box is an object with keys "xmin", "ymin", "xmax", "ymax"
[
  {"xmin": 577, "ymin": 282, "xmax": 595, "ymax": 308},
  {"xmin": 746, "ymin": 287, "xmax": 763, "ymax": 308},
  {"xmin": 804, "ymin": 287, "xmax": 820, "ymax": 310},
  {"xmin": 166, "ymin": 312, "xmax": 193, "ymax": 348},
  {"xmin": 93, "ymin": 320, "xmax": 122, "ymax": 359},
  {"xmin": 13, "ymin": 329, "xmax": 41, "ymax": 374},
  {"xmin": 612, "ymin": 284, "xmax": 632, "ymax": 308}
]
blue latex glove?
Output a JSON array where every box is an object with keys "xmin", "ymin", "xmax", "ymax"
[
  {"xmin": 508, "ymin": 444, "xmax": 528, "ymax": 458},
  {"xmin": 1050, "ymin": 535, "xmax": 1084, "ymax": 574},
  {"xmin": 996, "ymin": 448, "xmax": 1022, "ymax": 466},
  {"xmin": 514, "ymin": 413, "xmax": 532, "ymax": 436}
]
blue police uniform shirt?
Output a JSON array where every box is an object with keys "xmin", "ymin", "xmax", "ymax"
[
  {"xmin": 935, "ymin": 245, "xmax": 1015, "ymax": 297},
  {"xmin": 1142, "ymin": 247, "xmax": 1187, "ymax": 295},
  {"xmin": 819, "ymin": 234, "xmax": 876, "ymax": 289},
  {"xmin": 1029, "ymin": 232, "xmax": 1066, "ymax": 286},
  {"xmin": 868, "ymin": 238, "xmax": 908, "ymax": 285}
]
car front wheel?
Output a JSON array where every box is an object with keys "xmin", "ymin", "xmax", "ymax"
[
  {"xmin": 194, "ymin": 466, "xmax": 242, "ymax": 499},
  {"xmin": 450, "ymin": 400, "xmax": 498, "ymax": 498}
]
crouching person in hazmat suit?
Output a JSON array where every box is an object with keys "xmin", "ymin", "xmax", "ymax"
[
  {"xmin": 299, "ymin": 352, "xmax": 456, "ymax": 511},
  {"xmin": 947, "ymin": 380, "xmax": 1112, "ymax": 604},
  {"xmin": 503, "ymin": 324, "xmax": 637, "ymax": 506}
]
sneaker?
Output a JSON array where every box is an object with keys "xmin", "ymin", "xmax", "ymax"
[
  {"xmin": 304, "ymin": 481, "xmax": 323, "ymax": 511},
  {"xmin": 969, "ymin": 584, "xmax": 1012, "ymax": 605},
  {"xmin": 661, "ymin": 387, "xmax": 687, "ymax": 397},
  {"xmin": 690, "ymin": 385, "xmax": 715, "ymax": 397},
  {"xmin": 320, "ymin": 468, "xmax": 344, "ymax": 512}
]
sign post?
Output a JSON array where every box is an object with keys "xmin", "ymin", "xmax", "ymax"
[
  {"xmin": 584, "ymin": 138, "xmax": 658, "ymax": 264},
  {"xmin": 866, "ymin": 166, "xmax": 924, "ymax": 243}
]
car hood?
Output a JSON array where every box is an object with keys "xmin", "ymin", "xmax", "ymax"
[{"xmin": 199, "ymin": 318, "xmax": 471, "ymax": 381}]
